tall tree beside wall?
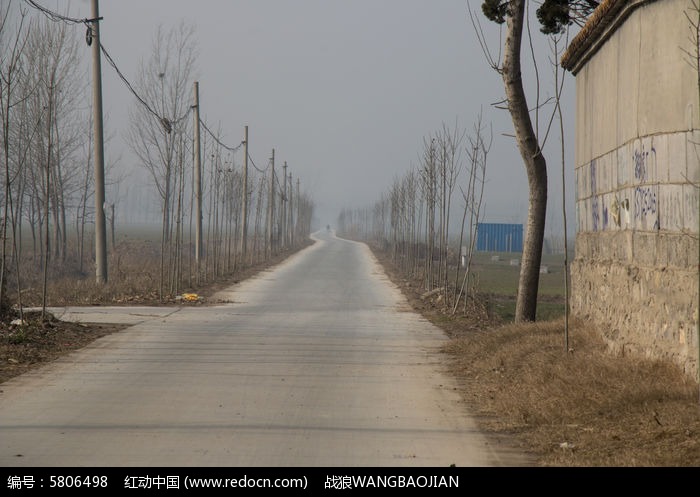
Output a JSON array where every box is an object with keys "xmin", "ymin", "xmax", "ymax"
[{"xmin": 478, "ymin": 0, "xmax": 596, "ymax": 322}]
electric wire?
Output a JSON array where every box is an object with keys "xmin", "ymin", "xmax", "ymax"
[
  {"xmin": 98, "ymin": 42, "xmax": 174, "ymax": 132},
  {"xmin": 22, "ymin": 0, "xmax": 87, "ymax": 24},
  {"xmin": 247, "ymin": 152, "xmax": 269, "ymax": 173},
  {"xmin": 199, "ymin": 118, "xmax": 243, "ymax": 154},
  {"xmin": 274, "ymin": 169, "xmax": 285, "ymax": 194}
]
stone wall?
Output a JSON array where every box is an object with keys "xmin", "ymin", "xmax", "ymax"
[
  {"xmin": 569, "ymin": 0, "xmax": 699, "ymax": 379},
  {"xmin": 571, "ymin": 234, "xmax": 698, "ymax": 377}
]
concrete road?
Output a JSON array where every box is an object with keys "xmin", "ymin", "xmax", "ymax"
[{"xmin": 0, "ymin": 232, "xmax": 529, "ymax": 467}]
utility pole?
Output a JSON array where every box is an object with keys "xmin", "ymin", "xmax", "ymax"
[
  {"xmin": 288, "ymin": 171, "xmax": 293, "ymax": 247},
  {"xmin": 193, "ymin": 81, "xmax": 203, "ymax": 270},
  {"xmin": 90, "ymin": 0, "xmax": 107, "ymax": 284},
  {"xmin": 110, "ymin": 203, "xmax": 115, "ymax": 250},
  {"xmin": 266, "ymin": 148, "xmax": 275, "ymax": 258},
  {"xmin": 296, "ymin": 178, "xmax": 300, "ymax": 239},
  {"xmin": 282, "ymin": 161, "xmax": 287, "ymax": 249},
  {"xmin": 41, "ymin": 81, "xmax": 54, "ymax": 319},
  {"xmin": 240, "ymin": 125, "xmax": 248, "ymax": 260}
]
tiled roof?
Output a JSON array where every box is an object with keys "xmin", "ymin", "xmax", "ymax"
[{"xmin": 561, "ymin": 0, "xmax": 654, "ymax": 73}]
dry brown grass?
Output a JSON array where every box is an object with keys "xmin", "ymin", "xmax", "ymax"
[
  {"xmin": 11, "ymin": 238, "xmax": 312, "ymax": 307},
  {"xmin": 369, "ymin": 245, "xmax": 700, "ymax": 467},
  {"xmin": 444, "ymin": 319, "xmax": 699, "ymax": 466}
]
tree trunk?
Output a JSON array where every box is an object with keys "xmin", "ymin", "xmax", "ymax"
[{"xmin": 502, "ymin": 0, "xmax": 548, "ymax": 323}]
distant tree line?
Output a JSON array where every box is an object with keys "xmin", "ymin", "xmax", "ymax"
[{"xmin": 337, "ymin": 115, "xmax": 491, "ymax": 312}]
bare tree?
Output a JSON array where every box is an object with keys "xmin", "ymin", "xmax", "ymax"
[
  {"xmin": 491, "ymin": 0, "xmax": 547, "ymax": 322},
  {"xmin": 453, "ymin": 111, "xmax": 491, "ymax": 314},
  {"xmin": 548, "ymin": 33, "xmax": 571, "ymax": 351},
  {"xmin": 21, "ymin": 17, "xmax": 84, "ymax": 316},
  {"xmin": 31, "ymin": 17, "xmax": 84, "ymax": 265},
  {"xmin": 252, "ymin": 173, "xmax": 266, "ymax": 264},
  {"xmin": 126, "ymin": 22, "xmax": 197, "ymax": 300},
  {"xmin": 0, "ymin": 3, "xmax": 30, "ymax": 319},
  {"xmin": 419, "ymin": 136, "xmax": 437, "ymax": 291},
  {"xmin": 435, "ymin": 121, "xmax": 465, "ymax": 308}
]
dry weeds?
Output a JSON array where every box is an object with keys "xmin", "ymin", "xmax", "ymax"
[
  {"xmin": 13, "ymin": 239, "xmax": 312, "ymax": 307},
  {"xmin": 370, "ymin": 246, "xmax": 700, "ymax": 467},
  {"xmin": 445, "ymin": 320, "xmax": 699, "ymax": 466}
]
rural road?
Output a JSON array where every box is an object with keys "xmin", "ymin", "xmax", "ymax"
[{"xmin": 0, "ymin": 232, "xmax": 528, "ymax": 467}]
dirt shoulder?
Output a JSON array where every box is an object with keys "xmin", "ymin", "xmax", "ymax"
[{"xmin": 0, "ymin": 314, "xmax": 128, "ymax": 385}]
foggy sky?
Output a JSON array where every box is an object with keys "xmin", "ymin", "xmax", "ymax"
[{"xmin": 26, "ymin": 0, "xmax": 577, "ymax": 235}]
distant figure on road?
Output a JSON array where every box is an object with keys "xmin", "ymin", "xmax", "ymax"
[{"xmin": 326, "ymin": 225, "xmax": 331, "ymax": 232}]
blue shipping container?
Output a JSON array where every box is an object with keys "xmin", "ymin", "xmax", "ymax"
[{"xmin": 476, "ymin": 223, "xmax": 523, "ymax": 252}]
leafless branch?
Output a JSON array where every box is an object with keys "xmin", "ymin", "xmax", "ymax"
[{"xmin": 467, "ymin": 0, "xmax": 503, "ymax": 73}]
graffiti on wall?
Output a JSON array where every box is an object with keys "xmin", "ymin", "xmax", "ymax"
[
  {"xmin": 585, "ymin": 139, "xmax": 661, "ymax": 232},
  {"xmin": 632, "ymin": 142, "xmax": 659, "ymax": 230},
  {"xmin": 634, "ymin": 186, "xmax": 658, "ymax": 220},
  {"xmin": 590, "ymin": 159, "xmax": 599, "ymax": 231},
  {"xmin": 589, "ymin": 158, "xmax": 610, "ymax": 231},
  {"xmin": 634, "ymin": 146, "xmax": 649, "ymax": 182}
]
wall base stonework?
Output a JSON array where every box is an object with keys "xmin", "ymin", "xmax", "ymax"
[{"xmin": 571, "ymin": 233, "xmax": 699, "ymax": 380}]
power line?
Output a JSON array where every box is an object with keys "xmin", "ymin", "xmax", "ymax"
[
  {"xmin": 274, "ymin": 168, "xmax": 284, "ymax": 193},
  {"xmin": 247, "ymin": 152, "xmax": 269, "ymax": 174},
  {"xmin": 199, "ymin": 118, "xmax": 244, "ymax": 153},
  {"xmin": 98, "ymin": 42, "xmax": 175, "ymax": 133},
  {"xmin": 171, "ymin": 106, "xmax": 192, "ymax": 128},
  {"xmin": 101, "ymin": 41, "xmax": 192, "ymax": 133},
  {"xmin": 22, "ymin": 0, "xmax": 89, "ymax": 24}
]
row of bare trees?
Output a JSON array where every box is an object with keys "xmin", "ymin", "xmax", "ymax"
[
  {"xmin": 0, "ymin": 6, "xmax": 103, "ymax": 316},
  {"xmin": 0, "ymin": 5, "xmax": 315, "ymax": 315},
  {"xmin": 126, "ymin": 22, "xmax": 315, "ymax": 300},
  {"xmin": 337, "ymin": 115, "xmax": 491, "ymax": 312}
]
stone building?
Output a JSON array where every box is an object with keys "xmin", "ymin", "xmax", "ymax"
[{"xmin": 561, "ymin": 0, "xmax": 699, "ymax": 378}]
